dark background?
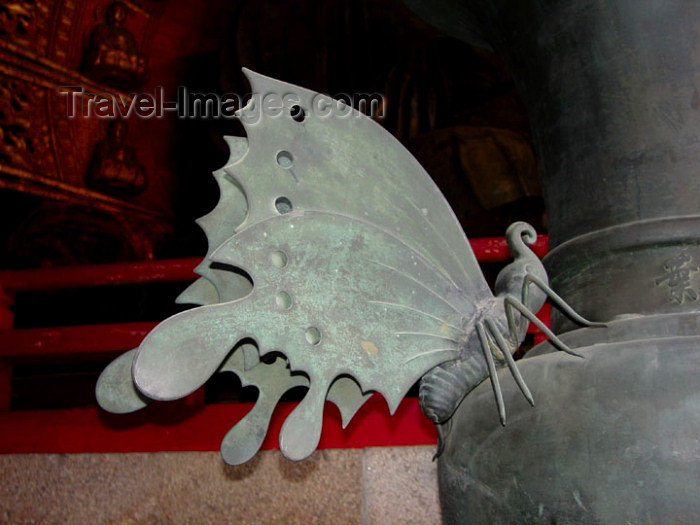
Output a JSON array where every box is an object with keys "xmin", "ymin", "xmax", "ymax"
[{"xmin": 0, "ymin": 0, "xmax": 542, "ymax": 409}]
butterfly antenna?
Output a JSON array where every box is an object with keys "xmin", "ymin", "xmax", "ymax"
[
  {"xmin": 476, "ymin": 322, "xmax": 506, "ymax": 426},
  {"xmin": 504, "ymin": 296, "xmax": 585, "ymax": 358},
  {"xmin": 524, "ymin": 274, "xmax": 607, "ymax": 328},
  {"xmin": 485, "ymin": 319, "xmax": 534, "ymax": 407}
]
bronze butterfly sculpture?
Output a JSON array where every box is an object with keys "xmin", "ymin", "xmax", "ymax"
[{"xmin": 96, "ymin": 70, "xmax": 602, "ymax": 463}]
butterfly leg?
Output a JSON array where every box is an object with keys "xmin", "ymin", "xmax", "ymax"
[
  {"xmin": 476, "ymin": 321, "xmax": 507, "ymax": 426},
  {"xmin": 504, "ymin": 296, "xmax": 584, "ymax": 358},
  {"xmin": 484, "ymin": 318, "xmax": 534, "ymax": 407},
  {"xmin": 523, "ymin": 274, "xmax": 607, "ymax": 328},
  {"xmin": 504, "ymin": 294, "xmax": 523, "ymax": 347}
]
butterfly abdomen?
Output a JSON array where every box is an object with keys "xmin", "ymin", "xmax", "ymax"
[
  {"xmin": 418, "ymin": 328, "xmax": 492, "ymax": 424},
  {"xmin": 419, "ymin": 361, "xmax": 467, "ymax": 423}
]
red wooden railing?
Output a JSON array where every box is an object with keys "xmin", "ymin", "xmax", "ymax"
[{"xmin": 0, "ymin": 236, "xmax": 548, "ymax": 454}]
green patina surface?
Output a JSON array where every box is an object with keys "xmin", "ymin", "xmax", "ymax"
[{"xmin": 97, "ymin": 69, "xmax": 501, "ymax": 463}]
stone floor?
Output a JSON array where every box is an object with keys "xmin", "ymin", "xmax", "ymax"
[{"xmin": 0, "ymin": 447, "xmax": 441, "ymax": 524}]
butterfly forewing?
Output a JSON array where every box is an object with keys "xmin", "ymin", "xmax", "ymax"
[{"xmin": 228, "ymin": 69, "xmax": 490, "ymax": 300}]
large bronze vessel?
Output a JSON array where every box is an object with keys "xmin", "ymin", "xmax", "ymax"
[{"xmin": 407, "ymin": 0, "xmax": 700, "ymax": 522}]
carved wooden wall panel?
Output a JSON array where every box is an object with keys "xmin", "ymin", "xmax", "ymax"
[
  {"xmin": 0, "ymin": 0, "xmax": 541, "ymax": 268},
  {"xmin": 0, "ymin": 0, "xmax": 52, "ymax": 55},
  {"xmin": 0, "ymin": 0, "xmax": 169, "ymax": 265}
]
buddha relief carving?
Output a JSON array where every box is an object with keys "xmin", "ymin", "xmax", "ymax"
[
  {"xmin": 86, "ymin": 119, "xmax": 147, "ymax": 198},
  {"xmin": 81, "ymin": 1, "xmax": 147, "ymax": 89}
]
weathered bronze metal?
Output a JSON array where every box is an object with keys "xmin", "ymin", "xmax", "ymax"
[
  {"xmin": 96, "ymin": 69, "xmax": 594, "ymax": 466},
  {"xmin": 97, "ymin": 129, "xmax": 371, "ymax": 464},
  {"xmin": 406, "ymin": 0, "xmax": 700, "ymax": 522},
  {"xmin": 419, "ymin": 221, "xmax": 602, "ymax": 455}
]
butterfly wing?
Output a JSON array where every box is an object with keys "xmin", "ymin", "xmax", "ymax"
[
  {"xmin": 95, "ymin": 348, "xmax": 149, "ymax": 413},
  {"xmin": 95, "ymin": 137, "xmax": 252, "ymax": 415},
  {"xmin": 176, "ymin": 136, "xmax": 252, "ymax": 306},
  {"xmin": 96, "ymin": 136, "xmax": 370, "ymax": 458},
  {"xmin": 175, "ymin": 135, "xmax": 372, "ymax": 454},
  {"xmin": 133, "ymin": 211, "xmax": 470, "ymax": 459},
  {"xmin": 129, "ymin": 70, "xmax": 493, "ymax": 461},
  {"xmin": 231, "ymin": 69, "xmax": 489, "ymax": 298}
]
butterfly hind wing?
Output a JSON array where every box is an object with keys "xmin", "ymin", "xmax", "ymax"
[{"xmin": 133, "ymin": 211, "xmax": 470, "ymax": 459}]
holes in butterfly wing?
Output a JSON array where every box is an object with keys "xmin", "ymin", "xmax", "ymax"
[
  {"xmin": 275, "ymin": 197, "xmax": 293, "ymax": 214},
  {"xmin": 276, "ymin": 150, "xmax": 294, "ymax": 168},
  {"xmin": 290, "ymin": 105, "xmax": 306, "ymax": 122}
]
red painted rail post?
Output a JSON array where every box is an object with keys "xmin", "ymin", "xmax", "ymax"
[{"xmin": 0, "ymin": 285, "xmax": 14, "ymax": 411}]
